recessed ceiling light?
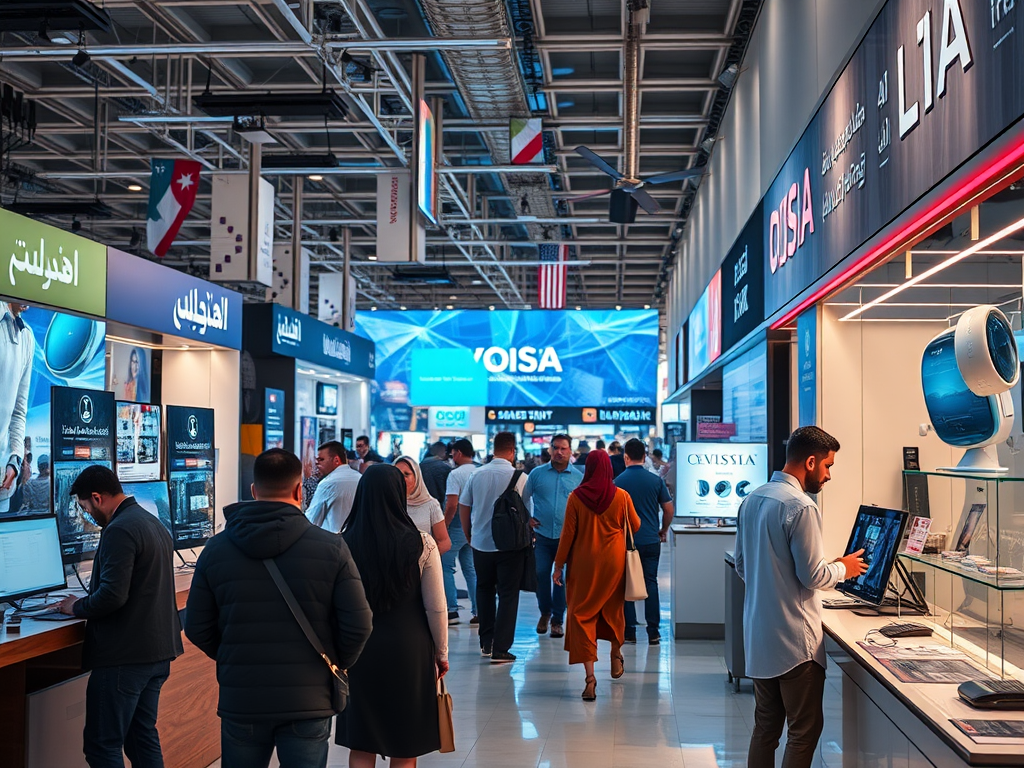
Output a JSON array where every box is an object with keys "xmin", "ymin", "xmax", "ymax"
[
  {"xmin": 575, "ymin": 306, "xmax": 582, "ymax": 311},
  {"xmin": 446, "ymin": 304, "xmax": 454, "ymax": 310},
  {"xmin": 127, "ymin": 184, "xmax": 143, "ymax": 192},
  {"xmin": 370, "ymin": 306, "xmax": 377, "ymax": 311},
  {"xmin": 449, "ymin": 294, "xmax": 457, "ymax": 300},
  {"xmin": 644, "ymin": 304, "xmax": 651, "ymax": 309},
  {"xmin": 488, "ymin": 305, "xmax": 495, "ymax": 310},
  {"xmin": 367, "ymin": 255, "xmax": 378, "ymax": 261},
  {"xmin": 615, "ymin": 305, "xmax": 622, "ymax": 310},
  {"xmin": 307, "ymin": 174, "xmax": 323, "ymax": 181},
  {"xmin": 400, "ymin": 305, "xmax": 407, "ymax": 310},
  {"xmin": 472, "ymin": 279, "xmax": 483, "ymax": 285}
]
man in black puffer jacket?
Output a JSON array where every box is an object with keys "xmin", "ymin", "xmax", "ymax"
[{"xmin": 185, "ymin": 449, "xmax": 372, "ymax": 767}]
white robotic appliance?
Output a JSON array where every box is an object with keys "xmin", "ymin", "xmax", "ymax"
[{"xmin": 921, "ymin": 305, "xmax": 1019, "ymax": 474}]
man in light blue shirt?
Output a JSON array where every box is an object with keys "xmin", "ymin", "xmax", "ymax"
[
  {"xmin": 522, "ymin": 434, "xmax": 581, "ymax": 639},
  {"xmin": 735, "ymin": 426, "xmax": 866, "ymax": 768},
  {"xmin": 305, "ymin": 442, "xmax": 361, "ymax": 533}
]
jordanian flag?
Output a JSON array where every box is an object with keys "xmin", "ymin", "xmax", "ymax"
[{"xmin": 147, "ymin": 159, "xmax": 201, "ymax": 257}]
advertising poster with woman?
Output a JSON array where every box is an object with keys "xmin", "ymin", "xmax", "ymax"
[{"xmin": 107, "ymin": 342, "xmax": 151, "ymax": 403}]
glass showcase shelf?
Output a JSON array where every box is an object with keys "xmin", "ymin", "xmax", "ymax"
[{"xmin": 899, "ymin": 552, "xmax": 1024, "ymax": 590}]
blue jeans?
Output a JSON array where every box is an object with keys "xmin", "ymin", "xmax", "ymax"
[
  {"xmin": 624, "ymin": 542, "xmax": 662, "ymax": 640},
  {"xmin": 442, "ymin": 521, "xmax": 477, "ymax": 614},
  {"xmin": 83, "ymin": 659, "xmax": 171, "ymax": 768},
  {"xmin": 220, "ymin": 717, "xmax": 332, "ymax": 768},
  {"xmin": 534, "ymin": 533, "xmax": 565, "ymax": 623}
]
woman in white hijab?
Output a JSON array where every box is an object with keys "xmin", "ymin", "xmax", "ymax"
[{"xmin": 395, "ymin": 454, "xmax": 452, "ymax": 555}]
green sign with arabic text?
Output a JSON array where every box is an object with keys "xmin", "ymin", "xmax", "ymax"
[{"xmin": 1, "ymin": 207, "xmax": 107, "ymax": 316}]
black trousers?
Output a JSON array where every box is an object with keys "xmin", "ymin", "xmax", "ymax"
[
  {"xmin": 748, "ymin": 660, "xmax": 826, "ymax": 768},
  {"xmin": 473, "ymin": 548, "xmax": 525, "ymax": 654}
]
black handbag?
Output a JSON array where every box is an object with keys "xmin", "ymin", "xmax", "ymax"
[{"xmin": 264, "ymin": 558, "xmax": 349, "ymax": 713}]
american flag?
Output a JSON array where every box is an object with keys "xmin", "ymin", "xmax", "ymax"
[{"xmin": 537, "ymin": 243, "xmax": 568, "ymax": 309}]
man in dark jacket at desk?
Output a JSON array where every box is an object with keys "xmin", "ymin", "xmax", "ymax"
[
  {"xmin": 57, "ymin": 465, "xmax": 183, "ymax": 768},
  {"xmin": 185, "ymin": 448, "xmax": 373, "ymax": 768}
]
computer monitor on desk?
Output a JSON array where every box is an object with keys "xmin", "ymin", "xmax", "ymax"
[
  {"xmin": 837, "ymin": 505, "xmax": 928, "ymax": 615},
  {"xmin": 0, "ymin": 516, "xmax": 68, "ymax": 602}
]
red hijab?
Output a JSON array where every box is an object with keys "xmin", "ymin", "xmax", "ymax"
[{"xmin": 571, "ymin": 450, "xmax": 618, "ymax": 514}]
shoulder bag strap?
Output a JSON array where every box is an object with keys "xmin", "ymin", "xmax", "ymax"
[
  {"xmin": 263, "ymin": 558, "xmax": 343, "ymax": 679},
  {"xmin": 503, "ymin": 469, "xmax": 523, "ymax": 495},
  {"xmin": 624, "ymin": 514, "xmax": 636, "ymax": 552}
]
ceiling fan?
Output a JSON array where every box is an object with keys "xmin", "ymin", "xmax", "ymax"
[{"xmin": 569, "ymin": 146, "xmax": 703, "ymax": 222}]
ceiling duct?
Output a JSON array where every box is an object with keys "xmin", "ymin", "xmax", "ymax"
[
  {"xmin": 193, "ymin": 91, "xmax": 348, "ymax": 119},
  {"xmin": 417, "ymin": 0, "xmax": 555, "ymax": 234}
]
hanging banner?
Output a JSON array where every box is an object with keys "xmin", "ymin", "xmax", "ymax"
[
  {"xmin": 210, "ymin": 173, "xmax": 275, "ymax": 286},
  {"xmin": 510, "ymin": 117, "xmax": 544, "ymax": 164},
  {"xmin": 375, "ymin": 171, "xmax": 425, "ymax": 263}
]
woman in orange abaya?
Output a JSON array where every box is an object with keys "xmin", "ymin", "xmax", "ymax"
[{"xmin": 553, "ymin": 450, "xmax": 640, "ymax": 701}]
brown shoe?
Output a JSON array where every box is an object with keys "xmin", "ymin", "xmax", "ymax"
[
  {"xmin": 611, "ymin": 653, "xmax": 625, "ymax": 679},
  {"xmin": 582, "ymin": 675, "xmax": 597, "ymax": 701},
  {"xmin": 536, "ymin": 614, "xmax": 550, "ymax": 634},
  {"xmin": 550, "ymin": 622, "xmax": 564, "ymax": 639}
]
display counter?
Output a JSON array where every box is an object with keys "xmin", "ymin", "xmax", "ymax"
[
  {"xmin": 670, "ymin": 524, "xmax": 736, "ymax": 639},
  {"xmin": 0, "ymin": 571, "xmax": 218, "ymax": 768},
  {"xmin": 823, "ymin": 601, "xmax": 1024, "ymax": 767}
]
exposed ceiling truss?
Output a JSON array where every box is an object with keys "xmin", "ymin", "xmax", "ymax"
[{"xmin": 0, "ymin": 0, "xmax": 755, "ymax": 313}]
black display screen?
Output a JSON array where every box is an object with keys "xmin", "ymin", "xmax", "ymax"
[{"xmin": 838, "ymin": 505, "xmax": 908, "ymax": 605}]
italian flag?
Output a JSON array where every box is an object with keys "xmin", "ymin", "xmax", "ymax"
[
  {"xmin": 510, "ymin": 117, "xmax": 543, "ymax": 164},
  {"xmin": 147, "ymin": 159, "xmax": 201, "ymax": 257}
]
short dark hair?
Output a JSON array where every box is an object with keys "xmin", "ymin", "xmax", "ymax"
[
  {"xmin": 253, "ymin": 448, "xmax": 303, "ymax": 496},
  {"xmin": 608, "ymin": 440, "xmax": 622, "ymax": 453},
  {"xmin": 70, "ymin": 465, "xmax": 123, "ymax": 500},
  {"xmin": 623, "ymin": 438, "xmax": 646, "ymax": 462},
  {"xmin": 786, "ymin": 426, "xmax": 841, "ymax": 464},
  {"xmin": 451, "ymin": 438, "xmax": 474, "ymax": 458},
  {"xmin": 356, "ymin": 435, "xmax": 371, "ymax": 445},
  {"xmin": 429, "ymin": 441, "xmax": 447, "ymax": 458},
  {"xmin": 37, "ymin": 454, "xmax": 50, "ymax": 470},
  {"xmin": 550, "ymin": 434, "xmax": 571, "ymax": 449},
  {"xmin": 493, "ymin": 431, "xmax": 516, "ymax": 455},
  {"xmin": 319, "ymin": 441, "xmax": 347, "ymax": 462},
  {"xmin": 652, "ymin": 449, "xmax": 664, "ymax": 459},
  {"xmin": 595, "ymin": 440, "xmax": 606, "ymax": 450}
]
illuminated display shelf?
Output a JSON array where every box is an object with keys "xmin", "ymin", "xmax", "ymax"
[{"xmin": 899, "ymin": 552, "xmax": 1024, "ymax": 591}]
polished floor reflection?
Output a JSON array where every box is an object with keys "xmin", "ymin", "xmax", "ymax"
[{"xmin": 206, "ymin": 550, "xmax": 843, "ymax": 768}]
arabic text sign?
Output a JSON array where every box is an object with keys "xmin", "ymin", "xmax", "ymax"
[
  {"xmin": 268, "ymin": 304, "xmax": 376, "ymax": 379},
  {"xmin": 106, "ymin": 248, "xmax": 243, "ymax": 348},
  {"xmin": 1, "ymin": 207, "xmax": 107, "ymax": 316}
]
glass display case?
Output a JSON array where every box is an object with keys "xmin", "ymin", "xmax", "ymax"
[{"xmin": 899, "ymin": 470, "xmax": 1024, "ymax": 678}]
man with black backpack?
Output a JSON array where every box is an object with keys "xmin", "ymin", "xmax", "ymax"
[{"xmin": 458, "ymin": 431, "xmax": 529, "ymax": 663}]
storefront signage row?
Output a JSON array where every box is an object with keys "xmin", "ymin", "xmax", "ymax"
[
  {"xmin": 264, "ymin": 304, "xmax": 376, "ymax": 379},
  {"xmin": 1, "ymin": 206, "xmax": 107, "ymax": 316},
  {"xmin": 762, "ymin": 0, "xmax": 1024, "ymax": 319},
  {"xmin": 106, "ymin": 248, "xmax": 243, "ymax": 349},
  {"xmin": 485, "ymin": 406, "xmax": 656, "ymax": 425}
]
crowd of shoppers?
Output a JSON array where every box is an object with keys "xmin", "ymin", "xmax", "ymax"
[{"xmin": 54, "ymin": 424, "xmax": 864, "ymax": 768}]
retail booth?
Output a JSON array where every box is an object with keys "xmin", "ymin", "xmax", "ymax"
[
  {"xmin": 0, "ymin": 208, "xmax": 239, "ymax": 768},
  {"xmin": 666, "ymin": 1, "xmax": 1024, "ymax": 765},
  {"xmin": 242, "ymin": 303, "xmax": 374, "ymax": 495}
]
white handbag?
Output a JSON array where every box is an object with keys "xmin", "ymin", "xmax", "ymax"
[{"xmin": 624, "ymin": 518, "xmax": 648, "ymax": 601}]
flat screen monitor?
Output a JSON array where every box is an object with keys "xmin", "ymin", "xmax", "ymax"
[
  {"xmin": 674, "ymin": 442, "xmax": 768, "ymax": 518},
  {"xmin": 316, "ymin": 382, "xmax": 339, "ymax": 417},
  {"xmin": 54, "ymin": 460, "xmax": 109, "ymax": 563},
  {"xmin": 123, "ymin": 481, "xmax": 173, "ymax": 538},
  {"xmin": 837, "ymin": 505, "xmax": 909, "ymax": 605},
  {"xmin": 0, "ymin": 516, "xmax": 67, "ymax": 602},
  {"xmin": 116, "ymin": 402, "xmax": 162, "ymax": 482},
  {"xmin": 169, "ymin": 470, "xmax": 215, "ymax": 549}
]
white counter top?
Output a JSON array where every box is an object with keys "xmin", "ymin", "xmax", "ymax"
[
  {"xmin": 671, "ymin": 524, "xmax": 737, "ymax": 534},
  {"xmin": 823, "ymin": 600, "xmax": 1024, "ymax": 765}
]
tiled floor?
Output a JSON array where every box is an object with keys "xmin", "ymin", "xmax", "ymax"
[{"xmin": 205, "ymin": 553, "xmax": 844, "ymax": 768}]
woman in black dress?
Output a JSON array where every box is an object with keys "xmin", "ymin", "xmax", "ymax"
[{"xmin": 337, "ymin": 464, "xmax": 449, "ymax": 767}]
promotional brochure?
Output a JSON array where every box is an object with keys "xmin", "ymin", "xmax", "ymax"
[
  {"xmin": 951, "ymin": 720, "xmax": 1024, "ymax": 744},
  {"xmin": 857, "ymin": 641, "xmax": 994, "ymax": 684},
  {"xmin": 904, "ymin": 516, "xmax": 933, "ymax": 556}
]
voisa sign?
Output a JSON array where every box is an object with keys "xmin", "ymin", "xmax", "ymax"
[{"xmin": 763, "ymin": 0, "xmax": 1024, "ymax": 318}]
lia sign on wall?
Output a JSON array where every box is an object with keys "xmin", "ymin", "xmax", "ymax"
[{"xmin": 763, "ymin": 0, "xmax": 1024, "ymax": 318}]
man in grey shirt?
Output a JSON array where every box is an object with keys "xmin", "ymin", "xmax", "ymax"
[{"xmin": 735, "ymin": 426, "xmax": 866, "ymax": 768}]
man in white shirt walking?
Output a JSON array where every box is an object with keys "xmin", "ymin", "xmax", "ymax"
[
  {"xmin": 735, "ymin": 426, "xmax": 866, "ymax": 768},
  {"xmin": 459, "ymin": 432, "xmax": 527, "ymax": 664},
  {"xmin": 305, "ymin": 441, "xmax": 361, "ymax": 533},
  {"xmin": 0, "ymin": 302, "xmax": 34, "ymax": 515}
]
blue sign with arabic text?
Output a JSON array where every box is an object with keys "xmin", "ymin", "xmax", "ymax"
[{"xmin": 105, "ymin": 248, "xmax": 242, "ymax": 349}]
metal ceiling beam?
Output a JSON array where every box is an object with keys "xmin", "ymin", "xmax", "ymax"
[
  {"xmin": 536, "ymin": 34, "xmax": 732, "ymax": 51},
  {"xmin": 0, "ymin": 39, "xmax": 511, "ymax": 61}
]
